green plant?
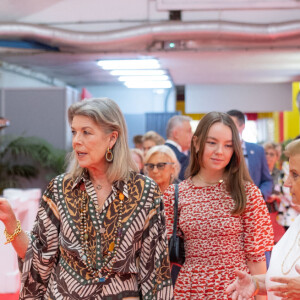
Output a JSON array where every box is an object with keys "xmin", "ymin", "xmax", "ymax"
[{"xmin": 0, "ymin": 135, "xmax": 67, "ymax": 193}]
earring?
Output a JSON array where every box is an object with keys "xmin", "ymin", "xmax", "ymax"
[{"xmin": 105, "ymin": 147, "xmax": 114, "ymax": 162}]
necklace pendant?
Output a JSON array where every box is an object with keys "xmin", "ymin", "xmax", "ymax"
[
  {"xmin": 96, "ymin": 184, "xmax": 102, "ymax": 190},
  {"xmin": 109, "ymin": 242, "xmax": 115, "ymax": 252},
  {"xmin": 99, "ymin": 277, "xmax": 106, "ymax": 283}
]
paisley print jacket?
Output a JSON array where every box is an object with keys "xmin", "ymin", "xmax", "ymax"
[{"xmin": 18, "ymin": 172, "xmax": 173, "ymax": 299}]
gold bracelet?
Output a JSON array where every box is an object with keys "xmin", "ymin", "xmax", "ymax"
[
  {"xmin": 252, "ymin": 276, "xmax": 260, "ymax": 296},
  {"xmin": 4, "ymin": 220, "xmax": 22, "ymax": 244}
]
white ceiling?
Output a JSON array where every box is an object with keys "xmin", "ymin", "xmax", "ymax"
[{"xmin": 0, "ymin": 0, "xmax": 300, "ymax": 88}]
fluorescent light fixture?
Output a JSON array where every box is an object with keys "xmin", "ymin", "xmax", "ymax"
[
  {"xmin": 110, "ymin": 70, "xmax": 166, "ymax": 76},
  {"xmin": 97, "ymin": 59, "xmax": 160, "ymax": 70},
  {"xmin": 124, "ymin": 81, "xmax": 172, "ymax": 89},
  {"xmin": 118, "ymin": 75, "xmax": 169, "ymax": 82}
]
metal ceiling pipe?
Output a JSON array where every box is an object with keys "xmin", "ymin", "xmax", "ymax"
[{"xmin": 0, "ymin": 21, "xmax": 300, "ymax": 52}]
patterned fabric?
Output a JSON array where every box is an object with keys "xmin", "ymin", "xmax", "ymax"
[
  {"xmin": 18, "ymin": 172, "xmax": 173, "ymax": 299},
  {"xmin": 163, "ymin": 178, "xmax": 274, "ymax": 299},
  {"xmin": 277, "ymin": 161, "xmax": 299, "ymax": 228}
]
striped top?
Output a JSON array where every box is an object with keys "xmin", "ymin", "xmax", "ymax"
[{"xmin": 18, "ymin": 171, "xmax": 173, "ymax": 299}]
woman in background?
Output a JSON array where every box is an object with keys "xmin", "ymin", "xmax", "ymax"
[
  {"xmin": 142, "ymin": 130, "xmax": 165, "ymax": 156},
  {"xmin": 130, "ymin": 148, "xmax": 144, "ymax": 174},
  {"xmin": 264, "ymin": 142, "xmax": 285, "ymax": 243},
  {"xmin": 144, "ymin": 145, "xmax": 180, "ymax": 193},
  {"xmin": 164, "ymin": 111, "xmax": 273, "ymax": 299}
]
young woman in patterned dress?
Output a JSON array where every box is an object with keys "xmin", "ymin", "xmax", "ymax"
[
  {"xmin": 0, "ymin": 98, "xmax": 173, "ymax": 299},
  {"xmin": 163, "ymin": 111, "xmax": 274, "ymax": 299}
]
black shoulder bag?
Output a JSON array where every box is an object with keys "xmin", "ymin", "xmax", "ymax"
[{"xmin": 168, "ymin": 184, "xmax": 185, "ymax": 285}]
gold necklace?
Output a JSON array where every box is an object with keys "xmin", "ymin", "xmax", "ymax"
[
  {"xmin": 281, "ymin": 230, "xmax": 300, "ymax": 275},
  {"xmin": 90, "ymin": 176, "xmax": 103, "ymax": 190},
  {"xmin": 197, "ymin": 174, "xmax": 224, "ymax": 185},
  {"xmin": 92, "ymin": 182, "xmax": 102, "ymax": 190},
  {"xmin": 95, "ymin": 184, "xmax": 102, "ymax": 190}
]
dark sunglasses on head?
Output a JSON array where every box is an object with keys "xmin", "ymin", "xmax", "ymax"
[{"xmin": 145, "ymin": 162, "xmax": 174, "ymax": 171}]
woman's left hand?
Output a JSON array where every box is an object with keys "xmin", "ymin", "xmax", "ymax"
[{"xmin": 269, "ymin": 265, "xmax": 300, "ymax": 299}]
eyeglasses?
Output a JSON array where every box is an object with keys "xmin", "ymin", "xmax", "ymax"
[
  {"xmin": 144, "ymin": 162, "xmax": 174, "ymax": 171},
  {"xmin": 265, "ymin": 152, "xmax": 276, "ymax": 157}
]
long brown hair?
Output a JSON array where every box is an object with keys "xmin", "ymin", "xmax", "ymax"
[{"xmin": 187, "ymin": 111, "xmax": 252, "ymax": 215}]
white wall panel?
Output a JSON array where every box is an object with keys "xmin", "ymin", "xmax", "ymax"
[
  {"xmin": 157, "ymin": 0, "xmax": 300, "ymax": 10},
  {"xmin": 82, "ymin": 84, "xmax": 176, "ymax": 114},
  {"xmin": 185, "ymin": 83, "xmax": 292, "ymax": 113}
]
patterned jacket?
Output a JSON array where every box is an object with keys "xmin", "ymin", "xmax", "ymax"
[{"xmin": 19, "ymin": 172, "xmax": 173, "ymax": 300}]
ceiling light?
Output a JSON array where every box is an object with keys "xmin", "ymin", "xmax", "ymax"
[
  {"xmin": 118, "ymin": 75, "xmax": 169, "ymax": 82},
  {"xmin": 97, "ymin": 59, "xmax": 160, "ymax": 70},
  {"xmin": 124, "ymin": 81, "xmax": 172, "ymax": 89},
  {"xmin": 169, "ymin": 42, "xmax": 176, "ymax": 48},
  {"xmin": 110, "ymin": 70, "xmax": 166, "ymax": 76}
]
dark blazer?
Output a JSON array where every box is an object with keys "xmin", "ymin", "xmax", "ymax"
[
  {"xmin": 165, "ymin": 142, "xmax": 189, "ymax": 181},
  {"xmin": 245, "ymin": 142, "xmax": 273, "ymax": 200}
]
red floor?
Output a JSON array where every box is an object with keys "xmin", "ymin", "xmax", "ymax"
[{"xmin": 0, "ymin": 293, "xmax": 19, "ymax": 300}]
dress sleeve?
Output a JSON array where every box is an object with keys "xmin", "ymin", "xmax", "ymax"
[
  {"xmin": 242, "ymin": 182, "xmax": 274, "ymax": 262},
  {"xmin": 18, "ymin": 178, "xmax": 60, "ymax": 299},
  {"xmin": 138, "ymin": 181, "xmax": 173, "ymax": 299}
]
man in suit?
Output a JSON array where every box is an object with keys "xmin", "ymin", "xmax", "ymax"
[
  {"xmin": 165, "ymin": 115, "xmax": 193, "ymax": 180},
  {"xmin": 227, "ymin": 110, "xmax": 273, "ymax": 201}
]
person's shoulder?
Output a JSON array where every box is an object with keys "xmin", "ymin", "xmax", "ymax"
[
  {"xmin": 246, "ymin": 142, "xmax": 265, "ymax": 153},
  {"xmin": 128, "ymin": 171, "xmax": 160, "ymax": 195},
  {"xmin": 165, "ymin": 142, "xmax": 177, "ymax": 151},
  {"xmin": 129, "ymin": 171, "xmax": 151, "ymax": 185},
  {"xmin": 43, "ymin": 173, "xmax": 70, "ymax": 199},
  {"xmin": 245, "ymin": 141, "xmax": 264, "ymax": 150},
  {"xmin": 46, "ymin": 172, "xmax": 68, "ymax": 186},
  {"xmin": 244, "ymin": 180, "xmax": 257, "ymax": 189},
  {"xmin": 243, "ymin": 180, "xmax": 264, "ymax": 198}
]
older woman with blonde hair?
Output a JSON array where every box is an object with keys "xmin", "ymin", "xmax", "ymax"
[
  {"xmin": 144, "ymin": 145, "xmax": 180, "ymax": 193},
  {"xmin": 263, "ymin": 142, "xmax": 285, "ymax": 243},
  {"xmin": 0, "ymin": 98, "xmax": 173, "ymax": 299}
]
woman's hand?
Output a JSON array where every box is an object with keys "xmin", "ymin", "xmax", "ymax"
[
  {"xmin": 225, "ymin": 270, "xmax": 255, "ymax": 299},
  {"xmin": 0, "ymin": 197, "xmax": 17, "ymax": 229},
  {"xmin": 0, "ymin": 197, "xmax": 29, "ymax": 258},
  {"xmin": 269, "ymin": 265, "xmax": 300, "ymax": 299},
  {"xmin": 267, "ymin": 194, "xmax": 281, "ymax": 203}
]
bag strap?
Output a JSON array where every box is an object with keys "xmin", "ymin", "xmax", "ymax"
[{"xmin": 172, "ymin": 184, "xmax": 179, "ymax": 239}]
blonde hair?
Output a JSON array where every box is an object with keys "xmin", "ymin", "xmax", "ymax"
[
  {"xmin": 285, "ymin": 139, "xmax": 300, "ymax": 158},
  {"xmin": 142, "ymin": 131, "xmax": 165, "ymax": 145},
  {"xmin": 144, "ymin": 145, "xmax": 180, "ymax": 181},
  {"xmin": 264, "ymin": 142, "xmax": 281, "ymax": 158},
  {"xmin": 67, "ymin": 98, "xmax": 138, "ymax": 182}
]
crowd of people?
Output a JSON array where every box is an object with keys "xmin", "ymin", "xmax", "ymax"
[{"xmin": 1, "ymin": 98, "xmax": 300, "ymax": 299}]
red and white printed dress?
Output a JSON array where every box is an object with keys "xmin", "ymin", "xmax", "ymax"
[{"xmin": 163, "ymin": 178, "xmax": 274, "ymax": 299}]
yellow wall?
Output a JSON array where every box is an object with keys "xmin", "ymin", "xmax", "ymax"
[
  {"xmin": 283, "ymin": 82, "xmax": 300, "ymax": 140},
  {"xmin": 176, "ymin": 101, "xmax": 204, "ymax": 120}
]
